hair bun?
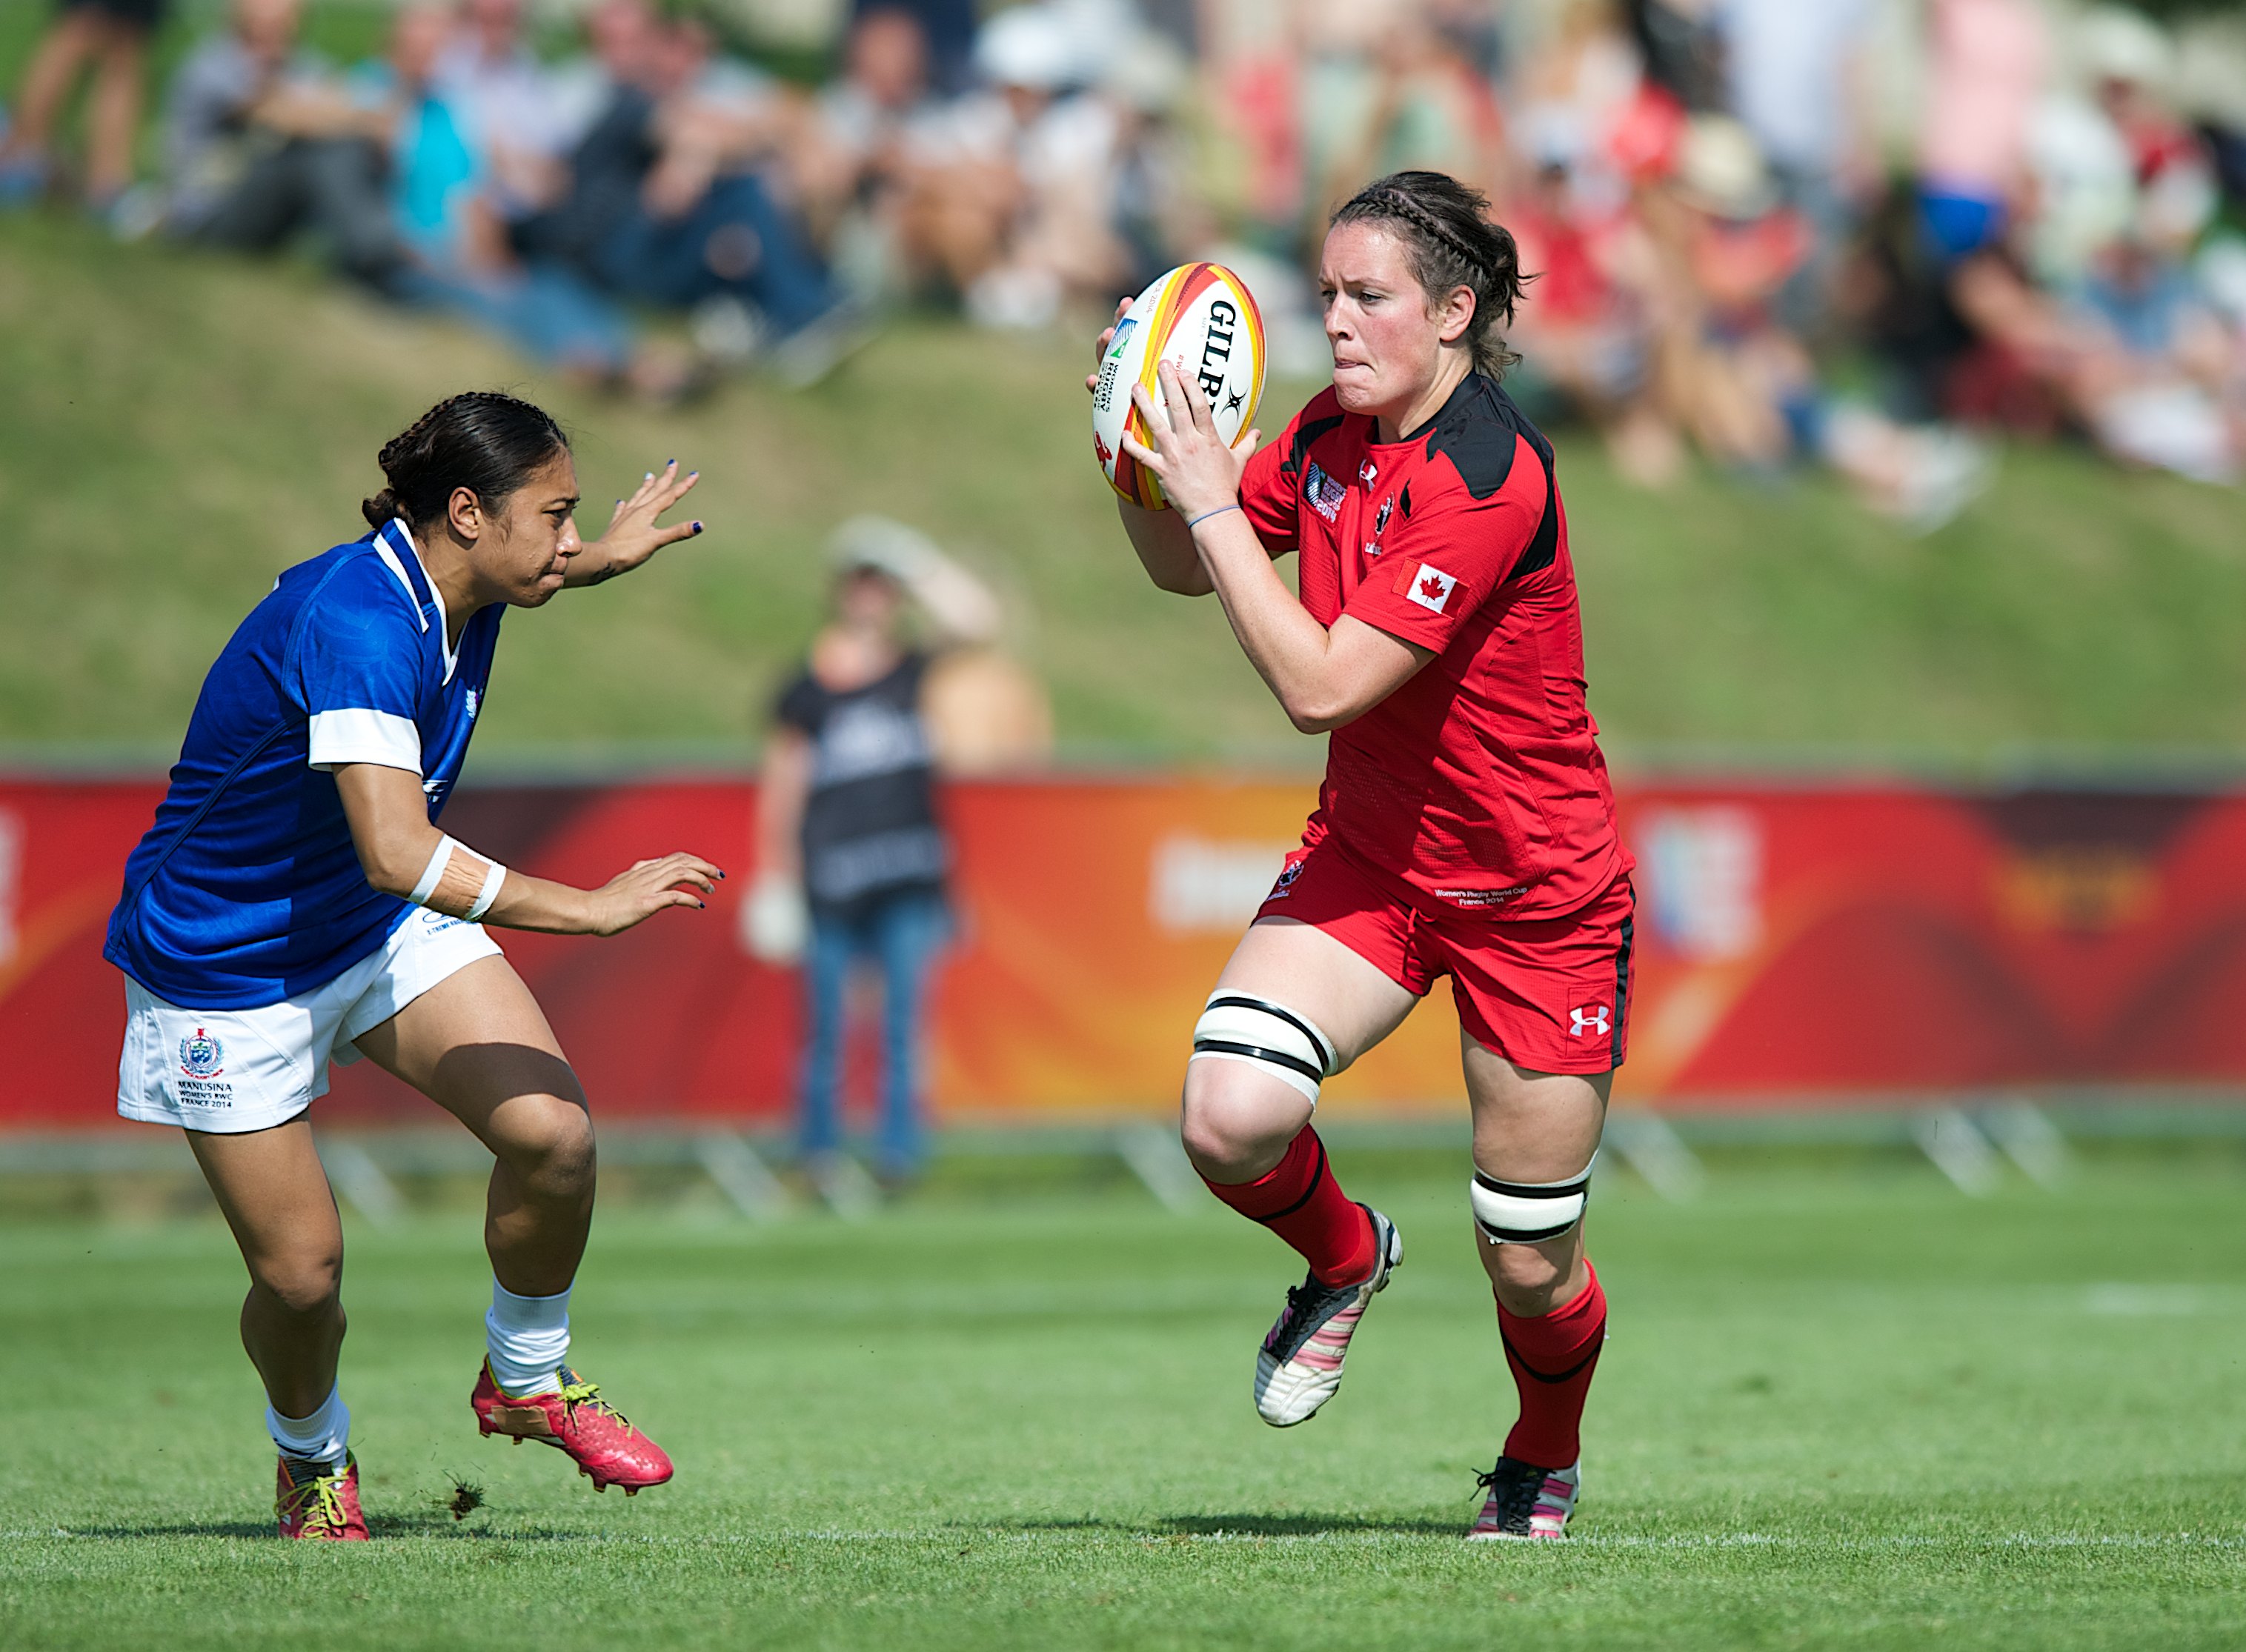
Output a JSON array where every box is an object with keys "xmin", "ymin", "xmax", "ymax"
[{"xmin": 361, "ymin": 487, "xmax": 403, "ymax": 530}]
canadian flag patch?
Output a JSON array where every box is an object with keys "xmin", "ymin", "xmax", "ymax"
[{"xmin": 1395, "ymin": 561, "xmax": 1458, "ymax": 614}]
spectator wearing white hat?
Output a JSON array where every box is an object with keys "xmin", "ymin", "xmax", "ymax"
[
  {"xmin": 895, "ymin": 3, "xmax": 1127, "ymax": 327},
  {"xmin": 748, "ymin": 518, "xmax": 1034, "ymax": 1197}
]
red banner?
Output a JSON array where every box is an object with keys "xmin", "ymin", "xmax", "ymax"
[{"xmin": 5, "ymin": 776, "xmax": 2245, "ymax": 1128}]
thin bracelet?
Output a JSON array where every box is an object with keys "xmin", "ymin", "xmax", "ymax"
[{"xmin": 1186, "ymin": 504, "xmax": 1242, "ymax": 531}]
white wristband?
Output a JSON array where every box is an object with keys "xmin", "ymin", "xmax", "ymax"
[
  {"xmin": 465, "ymin": 858, "xmax": 508, "ymax": 922},
  {"xmin": 408, "ymin": 836, "xmax": 458, "ymax": 907}
]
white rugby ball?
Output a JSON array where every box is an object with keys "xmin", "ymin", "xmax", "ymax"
[{"xmin": 1091, "ymin": 262, "xmax": 1267, "ymax": 510}]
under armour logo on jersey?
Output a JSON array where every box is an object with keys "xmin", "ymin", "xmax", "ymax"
[
  {"xmin": 1395, "ymin": 561, "xmax": 1458, "ymax": 614},
  {"xmin": 1359, "ymin": 459, "xmax": 1378, "ymax": 484},
  {"xmin": 1570, "ymin": 1005, "xmax": 1612, "ymax": 1038}
]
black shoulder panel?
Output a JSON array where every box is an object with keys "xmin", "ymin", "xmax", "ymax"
[
  {"xmin": 1421, "ymin": 376, "xmax": 1515, "ymax": 499},
  {"xmin": 1426, "ymin": 376, "xmax": 1558, "ymax": 579},
  {"xmin": 1279, "ymin": 414, "xmax": 1345, "ymax": 480},
  {"xmin": 1513, "ymin": 467, "xmax": 1559, "ymax": 579}
]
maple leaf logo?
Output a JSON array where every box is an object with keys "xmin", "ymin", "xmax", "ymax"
[
  {"xmin": 1418, "ymin": 573, "xmax": 1446, "ymax": 601},
  {"xmin": 1093, "ymin": 431, "xmax": 1112, "ymax": 467}
]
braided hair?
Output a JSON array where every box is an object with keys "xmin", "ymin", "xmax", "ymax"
[
  {"xmin": 1330, "ymin": 171, "xmax": 1532, "ymax": 379},
  {"xmin": 361, "ymin": 391, "xmax": 571, "ymax": 533}
]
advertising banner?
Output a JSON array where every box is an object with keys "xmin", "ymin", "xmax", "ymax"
[{"xmin": 4, "ymin": 776, "xmax": 2245, "ymax": 1128}]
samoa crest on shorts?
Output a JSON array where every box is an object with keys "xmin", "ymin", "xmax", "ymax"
[{"xmin": 178, "ymin": 1028, "xmax": 225, "ymax": 1079}]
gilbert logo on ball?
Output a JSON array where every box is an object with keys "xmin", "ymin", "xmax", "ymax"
[{"xmin": 1092, "ymin": 262, "xmax": 1267, "ymax": 510}]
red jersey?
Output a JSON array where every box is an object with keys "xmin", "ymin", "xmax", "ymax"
[{"xmin": 1237, "ymin": 373, "xmax": 1628, "ymax": 919}]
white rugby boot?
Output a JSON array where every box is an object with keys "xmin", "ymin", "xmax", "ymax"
[
  {"xmin": 1466, "ymin": 1456, "xmax": 1581, "ymax": 1541},
  {"xmin": 1252, "ymin": 1205, "xmax": 1403, "ymax": 1427}
]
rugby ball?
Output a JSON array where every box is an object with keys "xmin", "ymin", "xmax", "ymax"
[{"xmin": 1092, "ymin": 262, "xmax": 1267, "ymax": 509}]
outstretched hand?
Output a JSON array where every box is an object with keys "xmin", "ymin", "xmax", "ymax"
[
  {"xmin": 581, "ymin": 851, "xmax": 724, "ymax": 936},
  {"xmin": 574, "ymin": 461, "xmax": 704, "ymax": 586},
  {"xmin": 1119, "ymin": 362, "xmax": 1261, "ymax": 522}
]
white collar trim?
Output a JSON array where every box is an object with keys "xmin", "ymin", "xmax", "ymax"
[{"xmin": 373, "ymin": 518, "xmax": 461, "ymax": 685}]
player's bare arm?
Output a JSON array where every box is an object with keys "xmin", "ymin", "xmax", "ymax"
[
  {"xmin": 1123, "ymin": 361, "xmax": 1434, "ymax": 732},
  {"xmin": 333, "ymin": 762, "xmax": 719, "ymax": 936}
]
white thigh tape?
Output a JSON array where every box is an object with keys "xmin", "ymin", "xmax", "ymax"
[
  {"xmin": 1470, "ymin": 1153, "xmax": 1597, "ymax": 1244},
  {"xmin": 408, "ymin": 835, "xmax": 459, "ymax": 907},
  {"xmin": 1189, "ymin": 992, "xmax": 1339, "ymax": 1105}
]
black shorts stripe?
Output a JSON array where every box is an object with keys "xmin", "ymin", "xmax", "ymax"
[
  {"xmin": 1192, "ymin": 1038, "xmax": 1326, "ymax": 1087},
  {"xmin": 1204, "ymin": 994, "xmax": 1329, "ymax": 1070},
  {"xmin": 1612, "ymin": 905, "xmax": 1635, "ymax": 1068}
]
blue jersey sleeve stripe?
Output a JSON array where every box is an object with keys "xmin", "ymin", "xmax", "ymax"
[{"xmin": 307, "ymin": 708, "xmax": 424, "ymax": 774}]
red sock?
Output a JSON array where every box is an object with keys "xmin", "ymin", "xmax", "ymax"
[
  {"xmin": 1495, "ymin": 1259, "xmax": 1607, "ymax": 1468},
  {"xmin": 1200, "ymin": 1127, "xmax": 1376, "ymax": 1286}
]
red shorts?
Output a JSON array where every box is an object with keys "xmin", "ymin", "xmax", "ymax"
[{"xmin": 1256, "ymin": 838, "xmax": 1635, "ymax": 1075}]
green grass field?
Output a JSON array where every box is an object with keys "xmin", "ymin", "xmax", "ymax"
[{"xmin": 7, "ymin": 1152, "xmax": 2246, "ymax": 1649}]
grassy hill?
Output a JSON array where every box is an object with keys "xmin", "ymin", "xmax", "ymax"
[{"xmin": 3, "ymin": 212, "xmax": 2244, "ymax": 770}]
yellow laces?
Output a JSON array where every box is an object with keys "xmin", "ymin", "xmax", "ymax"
[
  {"xmin": 559, "ymin": 1376, "xmax": 637, "ymax": 1439},
  {"xmin": 283, "ymin": 1467, "xmax": 351, "ymax": 1535}
]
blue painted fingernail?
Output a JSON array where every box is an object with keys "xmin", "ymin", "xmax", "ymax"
[{"xmin": 691, "ymin": 522, "xmax": 703, "ymax": 533}]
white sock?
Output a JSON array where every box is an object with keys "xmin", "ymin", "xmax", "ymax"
[
  {"xmin": 268, "ymin": 1383, "xmax": 350, "ymax": 1469},
  {"xmin": 485, "ymin": 1279, "xmax": 571, "ymax": 1396}
]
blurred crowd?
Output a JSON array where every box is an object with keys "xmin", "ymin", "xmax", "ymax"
[{"xmin": 2, "ymin": 0, "xmax": 2245, "ymax": 502}]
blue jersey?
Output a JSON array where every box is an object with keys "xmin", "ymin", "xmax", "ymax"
[{"xmin": 106, "ymin": 519, "xmax": 504, "ymax": 1008}]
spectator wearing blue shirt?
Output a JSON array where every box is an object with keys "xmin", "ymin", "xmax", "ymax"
[{"xmin": 363, "ymin": 5, "xmax": 645, "ymax": 382}]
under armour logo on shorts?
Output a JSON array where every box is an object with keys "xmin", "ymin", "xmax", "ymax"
[{"xmin": 1570, "ymin": 1005, "xmax": 1611, "ymax": 1038}]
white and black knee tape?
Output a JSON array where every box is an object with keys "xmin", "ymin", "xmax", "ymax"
[
  {"xmin": 1189, "ymin": 992, "xmax": 1339, "ymax": 1105},
  {"xmin": 1469, "ymin": 1153, "xmax": 1597, "ymax": 1245}
]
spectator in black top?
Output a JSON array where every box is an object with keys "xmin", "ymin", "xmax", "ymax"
[{"xmin": 748, "ymin": 517, "xmax": 1003, "ymax": 1197}]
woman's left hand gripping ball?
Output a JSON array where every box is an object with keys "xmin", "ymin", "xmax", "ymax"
[{"xmin": 1122, "ymin": 363, "xmax": 1261, "ymax": 522}]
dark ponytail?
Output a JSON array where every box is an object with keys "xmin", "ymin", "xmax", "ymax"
[
  {"xmin": 1331, "ymin": 171, "xmax": 1532, "ymax": 379},
  {"xmin": 361, "ymin": 390, "xmax": 570, "ymax": 533}
]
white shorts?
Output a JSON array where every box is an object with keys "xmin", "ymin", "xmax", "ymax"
[{"xmin": 117, "ymin": 907, "xmax": 503, "ymax": 1134}]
